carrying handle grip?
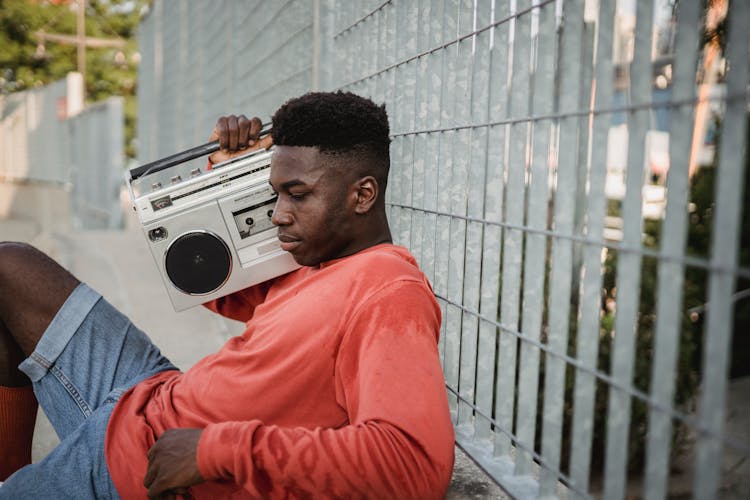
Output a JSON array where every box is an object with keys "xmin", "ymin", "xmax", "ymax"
[{"xmin": 129, "ymin": 122, "xmax": 272, "ymax": 181}]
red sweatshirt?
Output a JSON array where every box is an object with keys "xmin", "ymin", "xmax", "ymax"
[{"xmin": 105, "ymin": 244, "xmax": 455, "ymax": 498}]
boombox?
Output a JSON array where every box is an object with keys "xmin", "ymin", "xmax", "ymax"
[{"xmin": 127, "ymin": 141, "xmax": 300, "ymax": 311}]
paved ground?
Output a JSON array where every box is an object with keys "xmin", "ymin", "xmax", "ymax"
[{"xmin": 1, "ymin": 215, "xmax": 507, "ymax": 499}]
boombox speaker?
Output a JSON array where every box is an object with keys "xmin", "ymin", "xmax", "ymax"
[{"xmin": 127, "ymin": 139, "xmax": 300, "ymax": 311}]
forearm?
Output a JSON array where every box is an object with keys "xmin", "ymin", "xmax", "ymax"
[
  {"xmin": 202, "ymin": 281, "xmax": 271, "ymax": 322},
  {"xmin": 197, "ymin": 420, "xmax": 453, "ymax": 499}
]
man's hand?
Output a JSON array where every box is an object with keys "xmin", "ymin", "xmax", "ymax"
[
  {"xmin": 208, "ymin": 114, "xmax": 273, "ymax": 165},
  {"xmin": 143, "ymin": 428, "xmax": 205, "ymax": 499}
]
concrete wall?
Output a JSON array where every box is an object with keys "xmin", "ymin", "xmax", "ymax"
[{"xmin": 0, "ymin": 74, "xmax": 123, "ymax": 229}]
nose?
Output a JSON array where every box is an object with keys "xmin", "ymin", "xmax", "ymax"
[{"xmin": 270, "ymin": 196, "xmax": 292, "ymax": 226}]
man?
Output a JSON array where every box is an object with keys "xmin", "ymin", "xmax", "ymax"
[{"xmin": 0, "ymin": 91, "xmax": 455, "ymax": 498}]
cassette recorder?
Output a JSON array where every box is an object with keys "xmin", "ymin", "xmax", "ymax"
[{"xmin": 127, "ymin": 146, "xmax": 300, "ymax": 311}]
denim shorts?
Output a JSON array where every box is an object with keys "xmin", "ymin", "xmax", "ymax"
[{"xmin": 0, "ymin": 283, "xmax": 177, "ymax": 499}]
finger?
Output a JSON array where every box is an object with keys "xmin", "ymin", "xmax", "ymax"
[
  {"xmin": 148, "ymin": 491, "xmax": 172, "ymax": 500},
  {"xmin": 143, "ymin": 462, "xmax": 157, "ymax": 488},
  {"xmin": 248, "ymin": 117, "xmax": 262, "ymax": 146},
  {"xmin": 171, "ymin": 487, "xmax": 191, "ymax": 499},
  {"xmin": 148, "ymin": 480, "xmax": 167, "ymax": 500},
  {"xmin": 227, "ymin": 115, "xmax": 240, "ymax": 151},
  {"xmin": 216, "ymin": 118, "xmax": 229, "ymax": 150},
  {"xmin": 237, "ymin": 115, "xmax": 251, "ymax": 149}
]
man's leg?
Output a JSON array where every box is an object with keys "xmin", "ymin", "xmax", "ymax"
[
  {"xmin": 0, "ymin": 392, "xmax": 120, "ymax": 499},
  {"xmin": 0, "ymin": 242, "xmax": 79, "ymax": 479},
  {"xmin": 0, "ymin": 321, "xmax": 39, "ymax": 480}
]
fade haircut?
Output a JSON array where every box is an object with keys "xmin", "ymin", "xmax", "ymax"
[{"xmin": 271, "ymin": 91, "xmax": 391, "ymax": 185}]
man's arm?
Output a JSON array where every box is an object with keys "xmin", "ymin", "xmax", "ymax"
[
  {"xmin": 207, "ymin": 114, "xmax": 273, "ymax": 165},
  {"xmin": 142, "ymin": 114, "xmax": 276, "ymax": 498},
  {"xmin": 144, "ymin": 281, "xmax": 453, "ymax": 499},
  {"xmin": 199, "ymin": 113, "xmax": 276, "ymax": 323},
  {"xmin": 143, "ymin": 428, "xmax": 204, "ymax": 499},
  {"xmin": 196, "ymin": 281, "xmax": 455, "ymax": 498},
  {"xmin": 202, "ymin": 280, "xmax": 272, "ymax": 322}
]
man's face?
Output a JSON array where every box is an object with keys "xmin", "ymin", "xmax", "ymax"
[{"xmin": 269, "ymin": 146, "xmax": 358, "ymax": 266}]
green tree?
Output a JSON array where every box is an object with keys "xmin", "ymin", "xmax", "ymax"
[{"xmin": 0, "ymin": 0, "xmax": 147, "ymax": 158}]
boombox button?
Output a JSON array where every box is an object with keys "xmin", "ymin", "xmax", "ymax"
[
  {"xmin": 190, "ymin": 168, "xmax": 202, "ymax": 177},
  {"xmin": 148, "ymin": 227, "xmax": 168, "ymax": 242}
]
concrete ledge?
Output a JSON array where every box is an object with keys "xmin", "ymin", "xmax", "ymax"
[{"xmin": 447, "ymin": 447, "xmax": 508, "ymax": 499}]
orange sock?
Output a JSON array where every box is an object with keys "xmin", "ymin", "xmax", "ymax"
[{"xmin": 0, "ymin": 385, "xmax": 38, "ymax": 480}]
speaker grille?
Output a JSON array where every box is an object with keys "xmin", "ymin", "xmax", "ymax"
[{"xmin": 165, "ymin": 231, "xmax": 231, "ymax": 295}]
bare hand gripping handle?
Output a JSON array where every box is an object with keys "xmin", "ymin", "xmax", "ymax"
[{"xmin": 128, "ymin": 123, "xmax": 272, "ymax": 181}]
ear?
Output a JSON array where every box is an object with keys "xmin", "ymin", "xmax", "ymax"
[{"xmin": 352, "ymin": 176, "xmax": 379, "ymax": 214}]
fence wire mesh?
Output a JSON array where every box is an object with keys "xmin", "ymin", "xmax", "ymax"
[
  {"xmin": 137, "ymin": 1, "xmax": 750, "ymax": 498},
  {"xmin": 0, "ymin": 74, "xmax": 124, "ymax": 229}
]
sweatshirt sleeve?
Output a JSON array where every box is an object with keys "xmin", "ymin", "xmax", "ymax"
[
  {"xmin": 196, "ymin": 280, "xmax": 455, "ymax": 499},
  {"xmin": 202, "ymin": 280, "xmax": 273, "ymax": 322}
]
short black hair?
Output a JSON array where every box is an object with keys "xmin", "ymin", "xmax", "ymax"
[{"xmin": 271, "ymin": 91, "xmax": 390, "ymax": 182}]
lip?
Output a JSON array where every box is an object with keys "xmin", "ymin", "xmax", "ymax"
[{"xmin": 277, "ymin": 233, "xmax": 301, "ymax": 252}]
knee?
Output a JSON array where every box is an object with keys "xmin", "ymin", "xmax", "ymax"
[
  {"xmin": 0, "ymin": 242, "xmax": 78, "ymax": 295},
  {"xmin": 0, "ymin": 243, "xmax": 46, "ymax": 300},
  {"xmin": 0, "ymin": 242, "xmax": 78, "ymax": 353},
  {"xmin": 0, "ymin": 242, "xmax": 41, "ymax": 277},
  {"xmin": 0, "ymin": 241, "xmax": 36, "ymax": 254},
  {"xmin": 0, "ymin": 242, "xmax": 34, "ymax": 272}
]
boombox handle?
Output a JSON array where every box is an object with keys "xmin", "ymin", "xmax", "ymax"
[{"xmin": 128, "ymin": 122, "xmax": 272, "ymax": 181}]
